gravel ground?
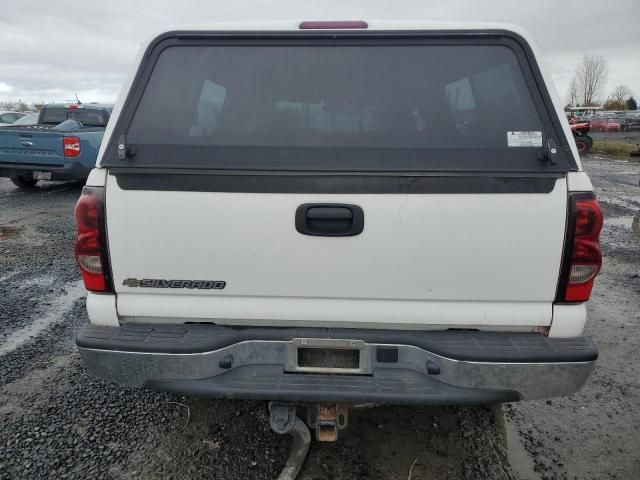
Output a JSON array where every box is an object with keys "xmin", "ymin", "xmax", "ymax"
[
  {"xmin": 506, "ymin": 156, "xmax": 640, "ymax": 480},
  {"xmin": 0, "ymin": 157, "xmax": 638, "ymax": 479}
]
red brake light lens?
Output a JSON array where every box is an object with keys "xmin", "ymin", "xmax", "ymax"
[
  {"xmin": 63, "ymin": 136, "xmax": 81, "ymax": 157},
  {"xmin": 299, "ymin": 20, "xmax": 368, "ymax": 29},
  {"xmin": 74, "ymin": 187, "xmax": 111, "ymax": 292},
  {"xmin": 573, "ymin": 198, "xmax": 603, "ymax": 238},
  {"xmin": 560, "ymin": 193, "xmax": 603, "ymax": 302}
]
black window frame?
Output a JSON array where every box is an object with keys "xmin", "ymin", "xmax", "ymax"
[{"xmin": 102, "ymin": 30, "xmax": 578, "ymax": 174}]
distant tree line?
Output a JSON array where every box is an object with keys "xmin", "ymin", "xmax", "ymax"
[
  {"xmin": 603, "ymin": 85, "xmax": 636, "ymax": 111},
  {"xmin": 0, "ymin": 100, "xmax": 44, "ymax": 112},
  {"xmin": 566, "ymin": 54, "xmax": 637, "ymax": 110}
]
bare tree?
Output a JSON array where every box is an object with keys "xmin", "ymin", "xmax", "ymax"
[
  {"xmin": 610, "ymin": 84, "xmax": 632, "ymax": 103},
  {"xmin": 566, "ymin": 76, "xmax": 579, "ymax": 106},
  {"xmin": 575, "ymin": 54, "xmax": 608, "ymax": 106}
]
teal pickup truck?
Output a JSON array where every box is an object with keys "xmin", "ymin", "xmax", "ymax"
[{"xmin": 0, "ymin": 103, "xmax": 111, "ymax": 188}]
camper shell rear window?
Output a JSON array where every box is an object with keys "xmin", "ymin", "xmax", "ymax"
[
  {"xmin": 103, "ymin": 31, "xmax": 576, "ymax": 173},
  {"xmin": 41, "ymin": 107, "xmax": 110, "ymax": 127}
]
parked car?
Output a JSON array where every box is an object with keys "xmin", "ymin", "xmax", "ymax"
[
  {"xmin": 621, "ymin": 113, "xmax": 640, "ymax": 131},
  {"xmin": 74, "ymin": 22, "xmax": 601, "ymax": 441},
  {"xmin": 0, "ymin": 111, "xmax": 25, "ymax": 126},
  {"xmin": 0, "ymin": 103, "xmax": 111, "ymax": 188},
  {"xmin": 590, "ymin": 117, "xmax": 621, "ymax": 132},
  {"xmin": 597, "ymin": 111, "xmax": 635, "ymax": 131}
]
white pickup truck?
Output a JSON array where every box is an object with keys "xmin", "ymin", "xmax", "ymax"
[{"xmin": 74, "ymin": 21, "xmax": 602, "ymax": 438}]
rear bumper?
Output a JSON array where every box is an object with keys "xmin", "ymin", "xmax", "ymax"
[
  {"xmin": 0, "ymin": 161, "xmax": 90, "ymax": 180},
  {"xmin": 76, "ymin": 324, "xmax": 597, "ymax": 405}
]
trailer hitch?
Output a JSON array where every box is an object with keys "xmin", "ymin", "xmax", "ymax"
[
  {"xmin": 268, "ymin": 402, "xmax": 350, "ymax": 442},
  {"xmin": 307, "ymin": 402, "xmax": 349, "ymax": 442}
]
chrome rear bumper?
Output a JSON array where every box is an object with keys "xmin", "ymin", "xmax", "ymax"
[{"xmin": 76, "ymin": 324, "xmax": 597, "ymax": 404}]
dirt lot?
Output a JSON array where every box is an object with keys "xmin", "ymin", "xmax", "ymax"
[{"xmin": 0, "ymin": 156, "xmax": 639, "ymax": 480}]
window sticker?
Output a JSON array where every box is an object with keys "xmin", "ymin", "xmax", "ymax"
[{"xmin": 507, "ymin": 131, "xmax": 543, "ymax": 147}]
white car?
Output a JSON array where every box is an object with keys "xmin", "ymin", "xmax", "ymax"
[
  {"xmin": 0, "ymin": 111, "xmax": 25, "ymax": 126},
  {"xmin": 73, "ymin": 21, "xmax": 602, "ymax": 441}
]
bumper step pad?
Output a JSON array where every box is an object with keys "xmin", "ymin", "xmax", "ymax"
[{"xmin": 77, "ymin": 324, "xmax": 597, "ymax": 363}]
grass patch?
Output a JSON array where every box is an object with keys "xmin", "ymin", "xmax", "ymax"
[{"xmin": 592, "ymin": 139, "xmax": 640, "ymax": 159}]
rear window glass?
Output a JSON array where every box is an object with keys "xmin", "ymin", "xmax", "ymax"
[
  {"xmin": 117, "ymin": 40, "xmax": 570, "ymax": 172},
  {"xmin": 0, "ymin": 112, "xmax": 23, "ymax": 123},
  {"xmin": 41, "ymin": 107, "xmax": 108, "ymax": 127}
]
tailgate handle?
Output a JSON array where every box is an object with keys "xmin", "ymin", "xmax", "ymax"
[{"xmin": 295, "ymin": 204, "xmax": 364, "ymax": 237}]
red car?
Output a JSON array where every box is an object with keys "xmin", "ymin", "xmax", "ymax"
[{"xmin": 589, "ymin": 117, "xmax": 621, "ymax": 132}]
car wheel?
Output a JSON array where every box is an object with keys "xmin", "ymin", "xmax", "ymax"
[
  {"xmin": 574, "ymin": 135, "xmax": 593, "ymax": 155},
  {"xmin": 10, "ymin": 175, "xmax": 39, "ymax": 189}
]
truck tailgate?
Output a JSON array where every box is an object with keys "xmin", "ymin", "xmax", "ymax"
[
  {"xmin": 0, "ymin": 129, "xmax": 65, "ymax": 166},
  {"xmin": 105, "ymin": 175, "xmax": 567, "ymax": 329}
]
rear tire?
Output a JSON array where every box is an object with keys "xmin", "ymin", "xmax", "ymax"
[
  {"xmin": 10, "ymin": 175, "xmax": 39, "ymax": 188},
  {"xmin": 574, "ymin": 135, "xmax": 593, "ymax": 155}
]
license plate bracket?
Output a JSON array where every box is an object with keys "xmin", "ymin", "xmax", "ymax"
[
  {"xmin": 286, "ymin": 338, "xmax": 370, "ymax": 374},
  {"xmin": 33, "ymin": 171, "xmax": 52, "ymax": 180}
]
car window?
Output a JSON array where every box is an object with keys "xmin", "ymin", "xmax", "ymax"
[
  {"xmin": 1, "ymin": 113, "xmax": 21, "ymax": 123},
  {"xmin": 129, "ymin": 44, "xmax": 543, "ymax": 150},
  {"xmin": 40, "ymin": 108, "xmax": 68, "ymax": 124},
  {"xmin": 115, "ymin": 39, "xmax": 573, "ymax": 172},
  {"xmin": 11, "ymin": 113, "xmax": 38, "ymax": 126},
  {"xmin": 68, "ymin": 110, "xmax": 106, "ymax": 127},
  {"xmin": 40, "ymin": 107, "xmax": 108, "ymax": 126}
]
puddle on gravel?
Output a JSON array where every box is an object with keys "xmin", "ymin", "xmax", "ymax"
[
  {"xmin": 503, "ymin": 418, "xmax": 540, "ymax": 480},
  {"xmin": 495, "ymin": 408, "xmax": 540, "ymax": 480},
  {"xmin": 597, "ymin": 194, "xmax": 640, "ymax": 212},
  {"xmin": 605, "ymin": 216, "xmax": 634, "ymax": 229},
  {"xmin": 0, "ymin": 226, "xmax": 23, "ymax": 240},
  {"xmin": 19, "ymin": 274, "xmax": 56, "ymax": 288},
  {"xmin": 605, "ymin": 214, "xmax": 640, "ymax": 234}
]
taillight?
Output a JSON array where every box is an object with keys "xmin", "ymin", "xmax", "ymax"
[
  {"xmin": 63, "ymin": 136, "xmax": 80, "ymax": 157},
  {"xmin": 74, "ymin": 186, "xmax": 112, "ymax": 292},
  {"xmin": 557, "ymin": 192, "xmax": 603, "ymax": 302}
]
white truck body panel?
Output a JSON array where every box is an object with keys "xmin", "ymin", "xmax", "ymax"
[{"xmin": 105, "ymin": 177, "xmax": 567, "ymax": 328}]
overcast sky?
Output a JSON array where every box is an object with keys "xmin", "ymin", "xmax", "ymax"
[{"xmin": 1, "ymin": 0, "xmax": 639, "ymax": 105}]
